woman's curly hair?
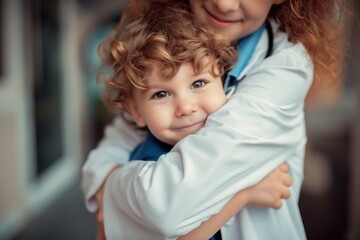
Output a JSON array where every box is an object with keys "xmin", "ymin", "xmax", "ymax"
[
  {"xmin": 99, "ymin": 2, "xmax": 237, "ymax": 113},
  {"xmin": 120, "ymin": 0, "xmax": 349, "ymax": 86},
  {"xmin": 269, "ymin": 0, "xmax": 350, "ymax": 87}
]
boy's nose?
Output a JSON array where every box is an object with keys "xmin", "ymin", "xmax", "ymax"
[
  {"xmin": 212, "ymin": 0, "xmax": 240, "ymax": 12},
  {"xmin": 175, "ymin": 98, "xmax": 198, "ymax": 118}
]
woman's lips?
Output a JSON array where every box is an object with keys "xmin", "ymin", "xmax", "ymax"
[{"xmin": 204, "ymin": 8, "xmax": 239, "ymax": 28}]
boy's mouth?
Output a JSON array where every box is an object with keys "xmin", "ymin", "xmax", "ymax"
[{"xmin": 173, "ymin": 120, "xmax": 205, "ymax": 131}]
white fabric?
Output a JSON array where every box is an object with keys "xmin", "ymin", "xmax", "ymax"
[{"xmin": 82, "ymin": 21, "xmax": 313, "ymax": 240}]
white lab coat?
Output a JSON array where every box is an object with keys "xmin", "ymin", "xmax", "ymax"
[{"xmin": 82, "ymin": 21, "xmax": 312, "ymax": 240}]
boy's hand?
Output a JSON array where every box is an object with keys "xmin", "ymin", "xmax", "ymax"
[
  {"xmin": 95, "ymin": 165, "xmax": 122, "ymax": 232},
  {"xmin": 246, "ymin": 163, "xmax": 292, "ymax": 209},
  {"xmin": 95, "ymin": 183, "xmax": 105, "ymax": 224},
  {"xmin": 96, "ymin": 223, "xmax": 106, "ymax": 240}
]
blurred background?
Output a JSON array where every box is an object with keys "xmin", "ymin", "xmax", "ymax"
[{"xmin": 0, "ymin": 0, "xmax": 359, "ymax": 239}]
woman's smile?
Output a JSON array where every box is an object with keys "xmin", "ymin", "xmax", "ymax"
[{"xmin": 204, "ymin": 7, "xmax": 243, "ymax": 28}]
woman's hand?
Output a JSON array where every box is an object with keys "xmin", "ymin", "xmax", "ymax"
[
  {"xmin": 178, "ymin": 163, "xmax": 292, "ymax": 240},
  {"xmin": 246, "ymin": 163, "xmax": 292, "ymax": 209}
]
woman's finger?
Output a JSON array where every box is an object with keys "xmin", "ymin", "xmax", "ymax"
[
  {"xmin": 281, "ymin": 189, "xmax": 291, "ymax": 199},
  {"xmin": 279, "ymin": 163, "xmax": 289, "ymax": 172},
  {"xmin": 283, "ymin": 174, "xmax": 292, "ymax": 186}
]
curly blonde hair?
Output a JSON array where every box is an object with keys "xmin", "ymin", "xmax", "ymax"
[
  {"xmin": 120, "ymin": 0, "xmax": 349, "ymax": 85},
  {"xmin": 99, "ymin": 2, "xmax": 237, "ymax": 113}
]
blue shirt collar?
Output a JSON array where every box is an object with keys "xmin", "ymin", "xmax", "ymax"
[
  {"xmin": 130, "ymin": 131, "xmax": 172, "ymax": 161},
  {"xmin": 224, "ymin": 24, "xmax": 265, "ymax": 90}
]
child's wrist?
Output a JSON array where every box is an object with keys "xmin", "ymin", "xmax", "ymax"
[
  {"xmin": 107, "ymin": 165, "xmax": 122, "ymax": 180},
  {"xmin": 242, "ymin": 188, "xmax": 252, "ymax": 206}
]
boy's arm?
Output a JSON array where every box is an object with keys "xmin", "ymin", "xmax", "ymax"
[
  {"xmin": 96, "ymin": 223, "xmax": 106, "ymax": 240},
  {"xmin": 178, "ymin": 163, "xmax": 292, "ymax": 240},
  {"xmin": 81, "ymin": 116, "xmax": 145, "ymax": 213}
]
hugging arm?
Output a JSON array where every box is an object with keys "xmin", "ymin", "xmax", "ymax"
[
  {"xmin": 94, "ymin": 163, "xmax": 292, "ymax": 240},
  {"xmin": 102, "ymin": 46, "xmax": 313, "ymax": 238},
  {"xmin": 178, "ymin": 163, "xmax": 292, "ymax": 240}
]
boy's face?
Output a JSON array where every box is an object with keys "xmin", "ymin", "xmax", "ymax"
[
  {"xmin": 189, "ymin": 0, "xmax": 285, "ymax": 43},
  {"xmin": 126, "ymin": 63, "xmax": 227, "ymax": 145}
]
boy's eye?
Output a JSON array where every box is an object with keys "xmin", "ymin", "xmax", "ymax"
[
  {"xmin": 191, "ymin": 80, "xmax": 206, "ymax": 89},
  {"xmin": 152, "ymin": 91, "xmax": 170, "ymax": 99}
]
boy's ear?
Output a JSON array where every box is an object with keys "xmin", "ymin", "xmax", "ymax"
[{"xmin": 123, "ymin": 98, "xmax": 146, "ymax": 127}]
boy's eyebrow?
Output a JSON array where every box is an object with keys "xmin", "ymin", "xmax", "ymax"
[
  {"xmin": 195, "ymin": 71, "xmax": 217, "ymax": 80},
  {"xmin": 195, "ymin": 67, "xmax": 215, "ymax": 76},
  {"xmin": 141, "ymin": 70, "xmax": 215, "ymax": 93},
  {"xmin": 141, "ymin": 82, "xmax": 164, "ymax": 93}
]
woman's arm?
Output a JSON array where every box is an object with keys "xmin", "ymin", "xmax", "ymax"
[
  {"xmin": 178, "ymin": 163, "xmax": 292, "ymax": 240},
  {"xmin": 103, "ymin": 44, "xmax": 313, "ymax": 237},
  {"xmin": 95, "ymin": 163, "xmax": 292, "ymax": 240},
  {"xmin": 102, "ymin": 40, "xmax": 313, "ymax": 238}
]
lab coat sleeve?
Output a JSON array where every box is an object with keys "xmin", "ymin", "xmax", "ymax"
[
  {"xmin": 103, "ymin": 43, "xmax": 313, "ymax": 238},
  {"xmin": 81, "ymin": 116, "xmax": 145, "ymax": 212}
]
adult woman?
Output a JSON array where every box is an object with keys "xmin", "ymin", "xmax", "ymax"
[{"xmin": 82, "ymin": 0, "xmax": 345, "ymax": 239}]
